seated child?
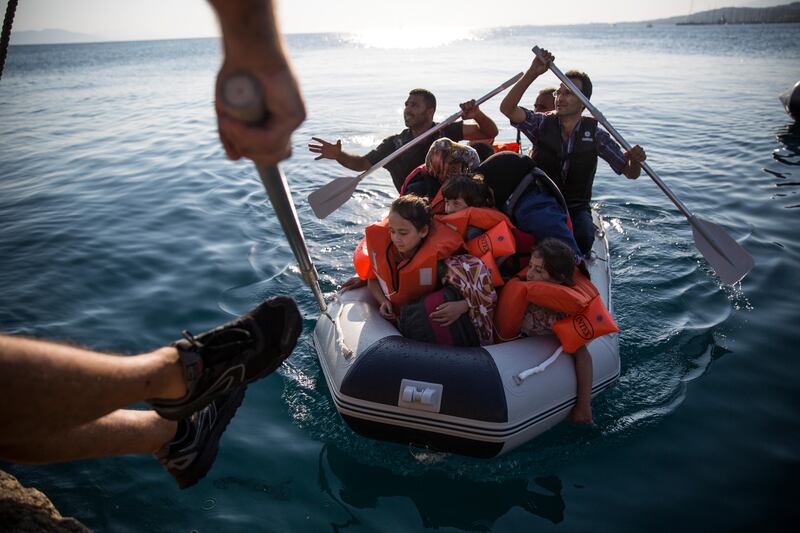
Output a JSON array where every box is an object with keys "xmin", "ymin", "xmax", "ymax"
[
  {"xmin": 522, "ymin": 238, "xmax": 594, "ymax": 424},
  {"xmin": 366, "ymin": 195, "xmax": 496, "ymax": 345},
  {"xmin": 440, "ymin": 174, "xmax": 494, "ymax": 217}
]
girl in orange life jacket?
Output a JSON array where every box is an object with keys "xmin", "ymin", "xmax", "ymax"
[
  {"xmin": 424, "ymin": 175, "xmax": 497, "ymax": 330},
  {"xmin": 367, "ymin": 195, "xmax": 457, "ymax": 321},
  {"xmin": 521, "ymin": 238, "xmax": 594, "ymax": 424}
]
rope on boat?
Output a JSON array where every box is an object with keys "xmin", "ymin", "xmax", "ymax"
[
  {"xmin": 0, "ymin": 0, "xmax": 18, "ymax": 81},
  {"xmin": 513, "ymin": 346, "xmax": 564, "ymax": 385},
  {"xmin": 332, "ymin": 295, "xmax": 353, "ymax": 359}
]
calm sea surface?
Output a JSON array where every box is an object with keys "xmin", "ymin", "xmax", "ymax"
[{"xmin": 2, "ymin": 23, "xmax": 799, "ymax": 531}]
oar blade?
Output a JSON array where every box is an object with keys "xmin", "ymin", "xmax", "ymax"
[
  {"xmin": 690, "ymin": 216, "xmax": 754, "ymax": 285},
  {"xmin": 307, "ymin": 177, "xmax": 360, "ymax": 219}
]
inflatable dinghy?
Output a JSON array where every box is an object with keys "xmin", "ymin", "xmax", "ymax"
[{"xmin": 313, "ymin": 211, "xmax": 619, "ymax": 457}]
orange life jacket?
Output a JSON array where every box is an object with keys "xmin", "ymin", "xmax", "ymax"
[
  {"xmin": 429, "ymin": 189, "xmax": 446, "ymax": 215},
  {"xmin": 365, "ymin": 219, "xmax": 463, "ymax": 309},
  {"xmin": 492, "ymin": 141, "xmax": 521, "ymax": 154},
  {"xmin": 437, "ymin": 207, "xmax": 517, "ymax": 287},
  {"xmin": 353, "ymin": 236, "xmax": 371, "ymax": 280},
  {"xmin": 493, "ymin": 269, "xmax": 618, "ymax": 350}
]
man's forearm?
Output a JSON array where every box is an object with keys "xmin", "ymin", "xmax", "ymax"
[
  {"xmin": 337, "ymin": 151, "xmax": 372, "ymax": 172},
  {"xmin": 472, "ymin": 110, "xmax": 498, "ymax": 139},
  {"xmin": 500, "ymin": 69, "xmax": 538, "ymax": 118},
  {"xmin": 209, "ymin": 0, "xmax": 287, "ymax": 72}
]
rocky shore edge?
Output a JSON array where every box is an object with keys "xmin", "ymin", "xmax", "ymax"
[{"xmin": 0, "ymin": 469, "xmax": 89, "ymax": 532}]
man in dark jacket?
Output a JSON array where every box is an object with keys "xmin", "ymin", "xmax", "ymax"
[{"xmin": 500, "ymin": 48, "xmax": 646, "ymax": 255}]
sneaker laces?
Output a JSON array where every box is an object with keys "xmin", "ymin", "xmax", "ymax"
[{"xmin": 180, "ymin": 327, "xmax": 254, "ymax": 356}]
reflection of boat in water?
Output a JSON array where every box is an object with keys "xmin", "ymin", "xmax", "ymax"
[
  {"xmin": 313, "ymin": 211, "xmax": 619, "ymax": 458},
  {"xmin": 319, "ymin": 444, "xmax": 566, "ymax": 528}
]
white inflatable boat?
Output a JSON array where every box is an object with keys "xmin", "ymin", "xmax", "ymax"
[{"xmin": 313, "ymin": 211, "xmax": 619, "ymax": 457}]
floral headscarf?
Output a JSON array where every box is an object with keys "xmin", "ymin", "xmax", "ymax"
[{"xmin": 424, "ymin": 138, "xmax": 480, "ymax": 182}]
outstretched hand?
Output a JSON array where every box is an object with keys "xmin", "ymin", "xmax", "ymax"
[
  {"xmin": 215, "ymin": 62, "xmax": 305, "ymax": 167},
  {"xmin": 308, "ymin": 137, "xmax": 343, "ymax": 161},
  {"xmin": 530, "ymin": 48, "xmax": 553, "ymax": 77}
]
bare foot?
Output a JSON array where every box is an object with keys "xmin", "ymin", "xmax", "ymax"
[{"xmin": 568, "ymin": 404, "xmax": 593, "ymax": 425}]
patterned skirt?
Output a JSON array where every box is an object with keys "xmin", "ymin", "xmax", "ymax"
[{"xmin": 442, "ymin": 254, "xmax": 497, "ymax": 345}]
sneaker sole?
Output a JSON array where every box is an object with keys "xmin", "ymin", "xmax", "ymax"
[{"xmin": 176, "ymin": 385, "xmax": 246, "ymax": 490}]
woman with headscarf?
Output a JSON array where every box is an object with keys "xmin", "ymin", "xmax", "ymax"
[{"xmin": 399, "ymin": 138, "xmax": 481, "ymax": 214}]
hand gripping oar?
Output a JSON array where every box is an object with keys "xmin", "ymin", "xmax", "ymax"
[
  {"xmin": 307, "ymin": 72, "xmax": 524, "ymax": 219},
  {"xmin": 532, "ymin": 46, "xmax": 754, "ymax": 285},
  {"xmin": 220, "ymin": 73, "xmax": 327, "ymax": 313}
]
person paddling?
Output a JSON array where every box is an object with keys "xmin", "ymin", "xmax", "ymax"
[{"xmin": 500, "ymin": 48, "xmax": 646, "ymax": 256}]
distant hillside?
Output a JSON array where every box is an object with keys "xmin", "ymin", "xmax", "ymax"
[
  {"xmin": 10, "ymin": 29, "xmax": 103, "ymax": 45},
  {"xmin": 647, "ymin": 1, "xmax": 800, "ymax": 24}
]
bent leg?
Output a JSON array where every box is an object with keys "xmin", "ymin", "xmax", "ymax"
[
  {"xmin": 569, "ymin": 207, "xmax": 595, "ymax": 257},
  {"xmin": 568, "ymin": 346, "xmax": 593, "ymax": 424},
  {"xmin": 0, "ymin": 409, "xmax": 176, "ymax": 463},
  {"xmin": 514, "ymin": 188, "xmax": 581, "ymax": 259},
  {"xmin": 0, "ymin": 335, "xmax": 186, "ymax": 445}
]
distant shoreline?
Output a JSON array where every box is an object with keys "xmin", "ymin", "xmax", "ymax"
[{"xmin": 9, "ymin": 19, "xmax": 800, "ymax": 46}]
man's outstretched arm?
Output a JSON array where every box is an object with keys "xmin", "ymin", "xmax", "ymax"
[
  {"xmin": 210, "ymin": 0, "xmax": 306, "ymax": 167},
  {"xmin": 308, "ymin": 137, "xmax": 372, "ymax": 172},
  {"xmin": 500, "ymin": 48, "xmax": 553, "ymax": 124}
]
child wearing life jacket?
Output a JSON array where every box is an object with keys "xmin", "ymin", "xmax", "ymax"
[
  {"xmin": 521, "ymin": 238, "xmax": 594, "ymax": 424},
  {"xmin": 367, "ymin": 195, "xmax": 460, "ymax": 321},
  {"xmin": 440, "ymin": 173, "xmax": 494, "ymax": 216},
  {"xmin": 367, "ymin": 195, "xmax": 497, "ymax": 345}
]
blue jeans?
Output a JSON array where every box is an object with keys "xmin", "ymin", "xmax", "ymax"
[
  {"xmin": 569, "ymin": 206, "xmax": 594, "ymax": 256},
  {"xmin": 513, "ymin": 185, "xmax": 581, "ymax": 260}
]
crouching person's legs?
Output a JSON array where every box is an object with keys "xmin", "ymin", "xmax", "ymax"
[
  {"xmin": 568, "ymin": 207, "xmax": 595, "ymax": 258},
  {"xmin": 514, "ymin": 188, "xmax": 581, "ymax": 261}
]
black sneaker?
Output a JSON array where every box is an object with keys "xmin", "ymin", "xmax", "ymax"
[
  {"xmin": 148, "ymin": 296, "xmax": 301, "ymax": 420},
  {"xmin": 156, "ymin": 385, "xmax": 246, "ymax": 489}
]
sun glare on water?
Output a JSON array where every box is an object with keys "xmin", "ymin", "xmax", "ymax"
[{"xmin": 347, "ymin": 26, "xmax": 480, "ymax": 49}]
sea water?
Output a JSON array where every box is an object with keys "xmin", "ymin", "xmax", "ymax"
[{"xmin": 1, "ymin": 23, "xmax": 799, "ymax": 531}]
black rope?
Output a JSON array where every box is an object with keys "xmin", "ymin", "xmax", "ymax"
[{"xmin": 0, "ymin": 0, "xmax": 19, "ymax": 81}]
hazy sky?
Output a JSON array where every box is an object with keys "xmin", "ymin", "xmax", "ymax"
[{"xmin": 4, "ymin": 0, "xmax": 787, "ymax": 41}]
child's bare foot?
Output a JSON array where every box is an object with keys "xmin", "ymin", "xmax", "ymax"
[{"xmin": 568, "ymin": 404, "xmax": 593, "ymax": 425}]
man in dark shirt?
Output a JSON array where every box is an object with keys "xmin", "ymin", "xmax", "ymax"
[{"xmin": 309, "ymin": 88, "xmax": 498, "ymax": 192}]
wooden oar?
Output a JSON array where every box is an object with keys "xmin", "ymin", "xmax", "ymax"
[
  {"xmin": 532, "ymin": 46, "xmax": 754, "ymax": 285},
  {"xmin": 307, "ymin": 72, "xmax": 523, "ymax": 219},
  {"xmin": 220, "ymin": 73, "xmax": 327, "ymax": 313}
]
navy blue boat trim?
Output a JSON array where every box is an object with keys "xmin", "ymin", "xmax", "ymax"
[{"xmin": 327, "ymin": 373, "xmax": 619, "ymax": 440}]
